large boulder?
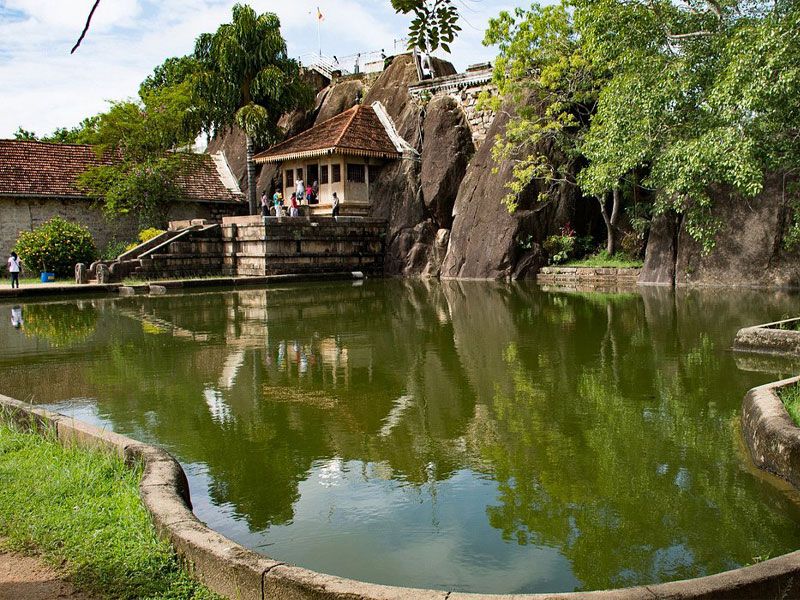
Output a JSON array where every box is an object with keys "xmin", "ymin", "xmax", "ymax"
[
  {"xmin": 364, "ymin": 54, "xmax": 425, "ymax": 147},
  {"xmin": 316, "ymin": 79, "xmax": 364, "ymax": 123},
  {"xmin": 421, "ymin": 96, "xmax": 474, "ymax": 228},
  {"xmin": 440, "ymin": 96, "xmax": 582, "ymax": 279},
  {"xmin": 640, "ymin": 175, "xmax": 800, "ymax": 287}
]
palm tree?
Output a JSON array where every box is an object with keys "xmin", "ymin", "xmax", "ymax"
[{"xmin": 193, "ymin": 4, "xmax": 313, "ymax": 214}]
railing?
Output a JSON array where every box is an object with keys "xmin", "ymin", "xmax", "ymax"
[{"xmin": 299, "ymin": 38, "xmax": 409, "ymax": 78}]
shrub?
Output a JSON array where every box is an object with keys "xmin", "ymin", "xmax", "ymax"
[
  {"xmin": 543, "ymin": 223, "xmax": 577, "ymax": 265},
  {"xmin": 101, "ymin": 239, "xmax": 130, "ymax": 261},
  {"xmin": 14, "ymin": 217, "xmax": 97, "ymax": 277},
  {"xmin": 124, "ymin": 227, "xmax": 166, "ymax": 252}
]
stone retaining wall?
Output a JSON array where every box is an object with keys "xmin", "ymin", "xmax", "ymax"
[
  {"xmin": 733, "ymin": 318, "xmax": 800, "ymax": 356},
  {"xmin": 537, "ymin": 267, "xmax": 643, "ymax": 287},
  {"xmin": 3, "ymin": 392, "xmax": 800, "ymax": 599}
]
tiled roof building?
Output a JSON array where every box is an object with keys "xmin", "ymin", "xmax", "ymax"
[
  {"xmin": 0, "ymin": 139, "xmax": 245, "ymax": 260},
  {"xmin": 0, "ymin": 139, "xmax": 243, "ymax": 202},
  {"xmin": 254, "ymin": 105, "xmax": 401, "ymax": 164}
]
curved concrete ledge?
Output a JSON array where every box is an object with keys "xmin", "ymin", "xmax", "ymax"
[
  {"xmin": 2, "ymin": 393, "xmax": 800, "ymax": 599},
  {"xmin": 733, "ymin": 317, "xmax": 800, "ymax": 356}
]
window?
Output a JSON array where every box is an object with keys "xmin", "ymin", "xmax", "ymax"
[
  {"xmin": 296, "ymin": 168, "xmax": 303, "ymax": 181},
  {"xmin": 285, "ymin": 169, "xmax": 294, "ymax": 188},
  {"xmin": 332, "ymin": 164, "xmax": 341, "ymax": 183},
  {"xmin": 347, "ymin": 163, "xmax": 365, "ymax": 183},
  {"xmin": 320, "ymin": 164, "xmax": 329, "ymax": 184}
]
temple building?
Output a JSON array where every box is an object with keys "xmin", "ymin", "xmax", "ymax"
[{"xmin": 254, "ymin": 102, "xmax": 409, "ymax": 216}]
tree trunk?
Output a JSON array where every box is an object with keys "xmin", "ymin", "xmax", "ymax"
[
  {"xmin": 598, "ymin": 186, "xmax": 621, "ymax": 256},
  {"xmin": 246, "ymin": 135, "xmax": 257, "ymax": 215}
]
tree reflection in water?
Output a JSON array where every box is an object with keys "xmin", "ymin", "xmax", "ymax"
[{"xmin": 1, "ymin": 281, "xmax": 800, "ymax": 593}]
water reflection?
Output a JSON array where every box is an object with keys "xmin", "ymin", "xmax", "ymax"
[{"xmin": 0, "ymin": 282, "xmax": 799, "ymax": 593}]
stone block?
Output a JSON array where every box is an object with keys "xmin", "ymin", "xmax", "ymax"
[
  {"xmin": 167, "ymin": 519, "xmax": 279, "ymax": 600},
  {"xmin": 264, "ymin": 565, "xmax": 447, "ymax": 600},
  {"xmin": 74, "ymin": 263, "xmax": 88, "ymax": 284},
  {"xmin": 96, "ymin": 263, "xmax": 111, "ymax": 284}
]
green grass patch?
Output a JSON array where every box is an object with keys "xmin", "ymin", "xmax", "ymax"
[
  {"xmin": 0, "ymin": 421, "xmax": 219, "ymax": 600},
  {"xmin": 778, "ymin": 383, "xmax": 800, "ymax": 427},
  {"xmin": 564, "ymin": 251, "xmax": 643, "ymax": 269}
]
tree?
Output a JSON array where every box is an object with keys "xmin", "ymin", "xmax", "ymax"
[
  {"xmin": 192, "ymin": 4, "xmax": 313, "ymax": 215},
  {"xmin": 391, "ymin": 0, "xmax": 461, "ymax": 53},
  {"xmin": 485, "ymin": 0, "xmax": 800, "ymax": 254},
  {"xmin": 77, "ymin": 72, "xmax": 202, "ymax": 227}
]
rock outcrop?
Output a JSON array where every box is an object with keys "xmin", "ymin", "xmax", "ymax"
[
  {"xmin": 421, "ymin": 96, "xmax": 474, "ymax": 229},
  {"xmin": 439, "ymin": 105, "xmax": 572, "ymax": 280},
  {"xmin": 315, "ymin": 79, "xmax": 364, "ymax": 124},
  {"xmin": 640, "ymin": 175, "xmax": 800, "ymax": 287}
]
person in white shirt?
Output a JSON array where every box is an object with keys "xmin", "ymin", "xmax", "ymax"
[
  {"xmin": 295, "ymin": 177, "xmax": 305, "ymax": 205},
  {"xmin": 7, "ymin": 252, "xmax": 21, "ymax": 289}
]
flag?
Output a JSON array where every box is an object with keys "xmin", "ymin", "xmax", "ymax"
[{"xmin": 316, "ymin": 7, "xmax": 324, "ymax": 21}]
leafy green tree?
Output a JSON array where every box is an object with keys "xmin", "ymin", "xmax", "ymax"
[
  {"xmin": 192, "ymin": 4, "xmax": 313, "ymax": 215},
  {"xmin": 77, "ymin": 66, "xmax": 203, "ymax": 227},
  {"xmin": 392, "ymin": 0, "xmax": 461, "ymax": 53},
  {"xmin": 486, "ymin": 0, "xmax": 800, "ymax": 253},
  {"xmin": 13, "ymin": 127, "xmax": 38, "ymax": 141}
]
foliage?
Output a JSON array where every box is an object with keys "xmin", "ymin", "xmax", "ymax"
[
  {"xmin": 101, "ymin": 239, "xmax": 132, "ymax": 260},
  {"xmin": 486, "ymin": 0, "xmax": 800, "ymax": 252},
  {"xmin": 543, "ymin": 223, "xmax": 577, "ymax": 264},
  {"xmin": 13, "ymin": 117, "xmax": 100, "ymax": 145},
  {"xmin": 192, "ymin": 4, "xmax": 313, "ymax": 213},
  {"xmin": 192, "ymin": 4, "xmax": 312, "ymax": 146},
  {"xmin": 564, "ymin": 251, "xmax": 643, "ymax": 269},
  {"xmin": 124, "ymin": 227, "xmax": 166, "ymax": 252},
  {"xmin": 0, "ymin": 421, "xmax": 220, "ymax": 599},
  {"xmin": 391, "ymin": 0, "xmax": 461, "ymax": 53},
  {"xmin": 78, "ymin": 156, "xmax": 184, "ymax": 227},
  {"xmin": 13, "ymin": 217, "xmax": 96, "ymax": 276},
  {"xmin": 23, "ymin": 303, "xmax": 98, "ymax": 347}
]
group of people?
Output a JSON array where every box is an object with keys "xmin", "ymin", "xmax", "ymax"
[{"xmin": 261, "ymin": 177, "xmax": 340, "ymax": 218}]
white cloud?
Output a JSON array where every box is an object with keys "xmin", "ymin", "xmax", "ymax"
[{"xmin": 0, "ymin": 0, "xmax": 513, "ymax": 137}]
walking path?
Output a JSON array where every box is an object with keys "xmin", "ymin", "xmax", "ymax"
[{"xmin": 0, "ymin": 544, "xmax": 95, "ymax": 600}]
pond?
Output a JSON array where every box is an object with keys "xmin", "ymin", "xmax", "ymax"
[{"xmin": 1, "ymin": 280, "xmax": 799, "ymax": 594}]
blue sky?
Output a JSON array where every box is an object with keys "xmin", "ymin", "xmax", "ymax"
[{"xmin": 0, "ymin": 0, "xmax": 516, "ymax": 138}]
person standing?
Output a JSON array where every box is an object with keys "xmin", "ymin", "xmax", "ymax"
[
  {"xmin": 331, "ymin": 192, "xmax": 340, "ymax": 218},
  {"xmin": 261, "ymin": 191, "xmax": 270, "ymax": 217},
  {"xmin": 7, "ymin": 252, "xmax": 21, "ymax": 289},
  {"xmin": 295, "ymin": 176, "xmax": 305, "ymax": 205},
  {"xmin": 290, "ymin": 193, "xmax": 299, "ymax": 217}
]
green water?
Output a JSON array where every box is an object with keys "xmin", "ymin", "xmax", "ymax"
[{"xmin": 1, "ymin": 280, "xmax": 800, "ymax": 594}]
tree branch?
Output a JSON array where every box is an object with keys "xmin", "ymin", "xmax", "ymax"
[{"xmin": 71, "ymin": 0, "xmax": 101, "ymax": 54}]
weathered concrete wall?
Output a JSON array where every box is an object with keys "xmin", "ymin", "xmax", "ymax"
[
  {"xmin": 221, "ymin": 216, "xmax": 386, "ymax": 277},
  {"xmin": 742, "ymin": 377, "xmax": 800, "ymax": 490},
  {"xmin": 443, "ymin": 83, "xmax": 495, "ymax": 149},
  {"xmin": 733, "ymin": 318, "xmax": 800, "ymax": 356},
  {"xmin": 537, "ymin": 266, "xmax": 642, "ymax": 287},
  {"xmin": 0, "ymin": 196, "xmax": 246, "ymax": 265}
]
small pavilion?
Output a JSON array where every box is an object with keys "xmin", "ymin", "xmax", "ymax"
[{"xmin": 254, "ymin": 104, "xmax": 404, "ymax": 216}]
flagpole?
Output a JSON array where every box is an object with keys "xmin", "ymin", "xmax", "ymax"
[{"xmin": 317, "ymin": 7, "xmax": 321, "ymax": 56}]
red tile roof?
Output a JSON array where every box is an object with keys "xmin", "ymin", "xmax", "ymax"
[
  {"xmin": 0, "ymin": 139, "xmax": 243, "ymax": 203},
  {"xmin": 254, "ymin": 105, "xmax": 401, "ymax": 163}
]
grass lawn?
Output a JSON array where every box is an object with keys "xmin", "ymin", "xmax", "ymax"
[
  {"xmin": 564, "ymin": 252, "xmax": 643, "ymax": 269},
  {"xmin": 0, "ymin": 421, "xmax": 219, "ymax": 600},
  {"xmin": 778, "ymin": 383, "xmax": 800, "ymax": 427}
]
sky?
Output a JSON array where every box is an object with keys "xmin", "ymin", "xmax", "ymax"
[{"xmin": 0, "ymin": 0, "xmax": 516, "ymax": 138}]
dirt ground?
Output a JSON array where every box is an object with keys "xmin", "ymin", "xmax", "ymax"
[{"xmin": 0, "ymin": 547, "xmax": 96, "ymax": 600}]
